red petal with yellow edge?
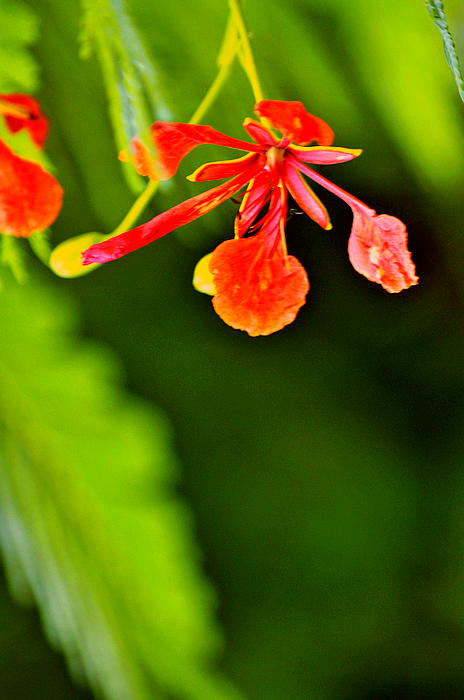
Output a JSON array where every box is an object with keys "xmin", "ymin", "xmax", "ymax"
[
  {"xmin": 283, "ymin": 161, "xmax": 330, "ymax": 229},
  {"xmin": 254, "ymin": 100, "xmax": 334, "ymax": 146},
  {"xmin": 82, "ymin": 154, "xmax": 266, "ymax": 264},
  {"xmin": 151, "ymin": 122, "xmax": 262, "ymax": 179},
  {"xmin": 348, "ymin": 206, "xmax": 418, "ymax": 293},
  {"xmin": 242, "ymin": 119, "xmax": 276, "ymax": 146},
  {"xmin": 188, "ymin": 152, "xmax": 259, "ymax": 182},
  {"xmin": 288, "ymin": 145, "xmax": 362, "ymax": 164},
  {"xmin": 210, "ymin": 232, "xmax": 309, "ymax": 336},
  {"xmin": 0, "ymin": 138, "xmax": 63, "ymax": 237},
  {"xmin": 0, "ymin": 94, "xmax": 49, "ymax": 149}
]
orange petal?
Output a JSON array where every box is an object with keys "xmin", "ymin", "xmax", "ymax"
[
  {"xmin": 0, "ymin": 93, "xmax": 49, "ymax": 149},
  {"xmin": 0, "ymin": 138, "xmax": 63, "ymax": 237},
  {"xmin": 209, "ymin": 233, "xmax": 309, "ymax": 336},
  {"xmin": 254, "ymin": 100, "xmax": 334, "ymax": 146},
  {"xmin": 348, "ymin": 206, "xmax": 418, "ymax": 292}
]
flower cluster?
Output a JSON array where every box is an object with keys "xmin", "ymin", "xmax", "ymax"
[
  {"xmin": 82, "ymin": 100, "xmax": 417, "ymax": 336},
  {"xmin": 0, "ymin": 93, "xmax": 63, "ymax": 238}
]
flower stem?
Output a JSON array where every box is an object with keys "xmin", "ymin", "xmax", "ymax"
[{"xmin": 228, "ymin": 0, "xmax": 264, "ymax": 103}]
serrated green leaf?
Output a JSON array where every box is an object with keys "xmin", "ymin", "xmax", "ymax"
[
  {"xmin": 0, "ymin": 270, "xmax": 245, "ymax": 700},
  {"xmin": 425, "ymin": 0, "xmax": 464, "ymax": 102},
  {"xmin": 79, "ymin": 0, "xmax": 172, "ymax": 194}
]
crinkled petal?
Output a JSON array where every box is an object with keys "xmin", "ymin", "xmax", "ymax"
[
  {"xmin": 242, "ymin": 118, "xmax": 276, "ymax": 146},
  {"xmin": 348, "ymin": 206, "xmax": 418, "ymax": 292},
  {"xmin": 187, "ymin": 152, "xmax": 258, "ymax": 182},
  {"xmin": 82, "ymin": 154, "xmax": 266, "ymax": 264},
  {"xmin": 254, "ymin": 100, "xmax": 334, "ymax": 146},
  {"xmin": 209, "ymin": 232, "xmax": 309, "ymax": 336},
  {"xmin": 0, "ymin": 138, "xmax": 63, "ymax": 237},
  {"xmin": 0, "ymin": 93, "xmax": 49, "ymax": 148},
  {"xmin": 151, "ymin": 121, "xmax": 263, "ymax": 179},
  {"xmin": 288, "ymin": 145, "xmax": 362, "ymax": 165},
  {"xmin": 283, "ymin": 160, "xmax": 331, "ymax": 229}
]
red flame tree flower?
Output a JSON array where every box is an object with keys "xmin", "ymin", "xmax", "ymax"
[
  {"xmin": 82, "ymin": 100, "xmax": 418, "ymax": 336},
  {"xmin": 0, "ymin": 93, "xmax": 63, "ymax": 238}
]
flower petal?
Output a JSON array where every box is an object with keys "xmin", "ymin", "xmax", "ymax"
[
  {"xmin": 242, "ymin": 118, "xmax": 276, "ymax": 146},
  {"xmin": 254, "ymin": 100, "xmax": 334, "ymax": 146},
  {"xmin": 348, "ymin": 206, "xmax": 418, "ymax": 292},
  {"xmin": 235, "ymin": 170, "xmax": 272, "ymax": 237},
  {"xmin": 0, "ymin": 93, "xmax": 49, "ymax": 149},
  {"xmin": 209, "ymin": 232, "xmax": 309, "ymax": 336},
  {"xmin": 0, "ymin": 138, "xmax": 63, "ymax": 237},
  {"xmin": 187, "ymin": 152, "xmax": 258, "ymax": 182},
  {"xmin": 192, "ymin": 252, "xmax": 216, "ymax": 295},
  {"xmin": 289, "ymin": 145, "xmax": 362, "ymax": 165},
  {"xmin": 283, "ymin": 161, "xmax": 331, "ymax": 229},
  {"xmin": 151, "ymin": 122, "xmax": 263, "ymax": 179},
  {"xmin": 81, "ymin": 154, "xmax": 266, "ymax": 264}
]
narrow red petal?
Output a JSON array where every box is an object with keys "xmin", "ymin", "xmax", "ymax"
[
  {"xmin": 288, "ymin": 145, "xmax": 362, "ymax": 165},
  {"xmin": 287, "ymin": 154, "xmax": 369, "ymax": 212},
  {"xmin": 348, "ymin": 206, "xmax": 418, "ymax": 292},
  {"xmin": 242, "ymin": 119, "xmax": 276, "ymax": 146},
  {"xmin": 209, "ymin": 232, "xmax": 309, "ymax": 336},
  {"xmin": 0, "ymin": 93, "xmax": 49, "ymax": 149},
  {"xmin": 234, "ymin": 170, "xmax": 272, "ymax": 237},
  {"xmin": 187, "ymin": 152, "xmax": 258, "ymax": 181},
  {"xmin": 254, "ymin": 100, "xmax": 334, "ymax": 146},
  {"xmin": 151, "ymin": 122, "xmax": 262, "ymax": 179},
  {"xmin": 82, "ymin": 154, "xmax": 266, "ymax": 264},
  {"xmin": 0, "ymin": 138, "xmax": 63, "ymax": 237},
  {"xmin": 283, "ymin": 161, "xmax": 330, "ymax": 229}
]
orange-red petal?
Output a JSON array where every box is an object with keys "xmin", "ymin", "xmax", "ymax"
[
  {"xmin": 254, "ymin": 100, "xmax": 334, "ymax": 146},
  {"xmin": 82, "ymin": 154, "xmax": 266, "ymax": 264},
  {"xmin": 151, "ymin": 122, "xmax": 263, "ymax": 179},
  {"xmin": 348, "ymin": 206, "xmax": 418, "ymax": 292},
  {"xmin": 0, "ymin": 138, "xmax": 63, "ymax": 237},
  {"xmin": 0, "ymin": 93, "xmax": 49, "ymax": 149},
  {"xmin": 209, "ymin": 232, "xmax": 309, "ymax": 336}
]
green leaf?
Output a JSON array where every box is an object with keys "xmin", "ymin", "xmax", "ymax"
[
  {"xmin": 0, "ymin": 0, "xmax": 40, "ymax": 92},
  {"xmin": 425, "ymin": 0, "xmax": 464, "ymax": 102},
  {"xmin": 0, "ymin": 269, "xmax": 244, "ymax": 700},
  {"xmin": 79, "ymin": 0, "xmax": 172, "ymax": 193}
]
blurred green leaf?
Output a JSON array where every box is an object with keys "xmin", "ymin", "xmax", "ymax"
[
  {"xmin": 0, "ymin": 0, "xmax": 39, "ymax": 92},
  {"xmin": 0, "ymin": 270, "xmax": 244, "ymax": 700}
]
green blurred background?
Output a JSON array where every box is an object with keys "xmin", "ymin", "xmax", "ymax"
[{"xmin": 1, "ymin": 0, "xmax": 464, "ymax": 699}]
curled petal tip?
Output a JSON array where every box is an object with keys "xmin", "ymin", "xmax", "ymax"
[{"xmin": 81, "ymin": 243, "xmax": 127, "ymax": 265}]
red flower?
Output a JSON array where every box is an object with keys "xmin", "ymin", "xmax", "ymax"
[
  {"xmin": 0, "ymin": 94, "xmax": 63, "ymax": 237},
  {"xmin": 0, "ymin": 94, "xmax": 49, "ymax": 149},
  {"xmin": 82, "ymin": 100, "xmax": 418, "ymax": 336}
]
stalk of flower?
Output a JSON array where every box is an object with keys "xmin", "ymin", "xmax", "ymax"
[{"xmin": 82, "ymin": 99, "xmax": 417, "ymax": 336}]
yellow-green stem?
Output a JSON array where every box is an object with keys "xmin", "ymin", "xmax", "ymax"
[{"xmin": 228, "ymin": 0, "xmax": 263, "ymax": 102}]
